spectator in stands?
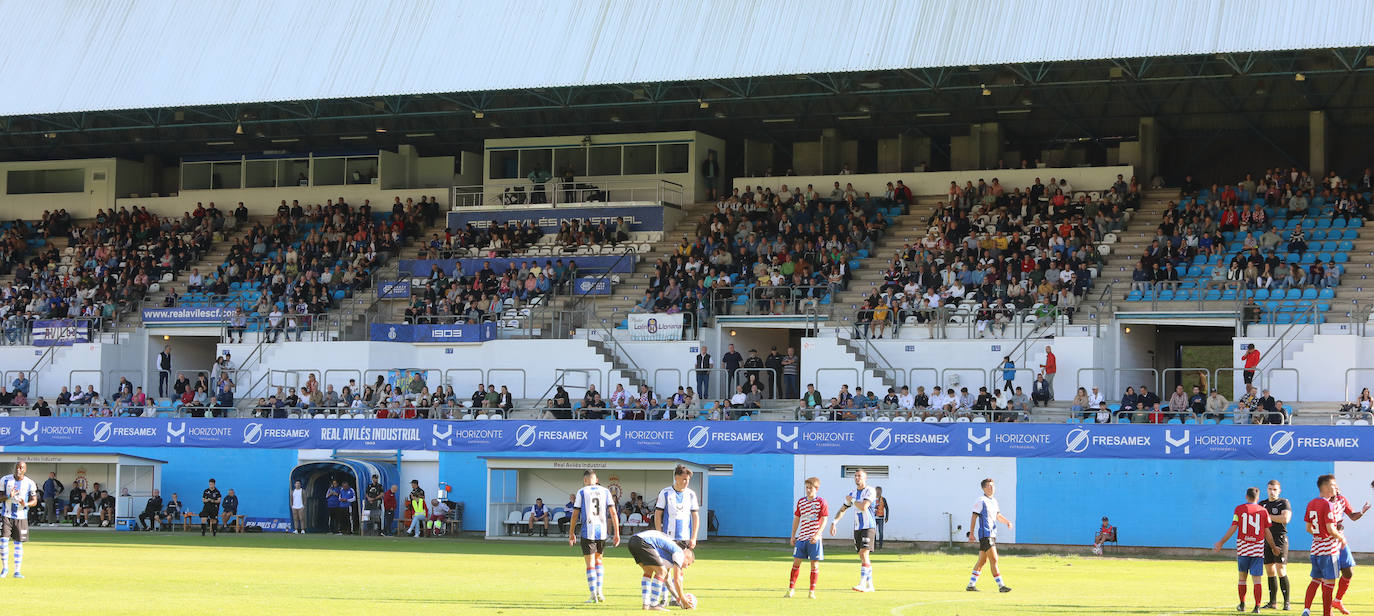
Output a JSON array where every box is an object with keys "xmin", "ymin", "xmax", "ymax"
[
  {"xmin": 1168, "ymin": 385, "xmax": 1188, "ymax": 418},
  {"xmin": 1030, "ymin": 374, "xmax": 1051, "ymax": 407},
  {"xmin": 1119, "ymin": 386, "xmax": 1139, "ymax": 421},
  {"xmin": 1258, "ymin": 389, "xmax": 1282, "ymax": 424},
  {"xmin": 1071, "ymin": 387, "xmax": 1090, "ymax": 418}
]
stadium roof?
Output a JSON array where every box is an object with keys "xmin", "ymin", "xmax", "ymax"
[{"xmin": 3, "ymin": 0, "xmax": 1374, "ymax": 117}]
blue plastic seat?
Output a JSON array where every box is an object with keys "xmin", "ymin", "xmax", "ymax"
[
  {"xmin": 1285, "ymin": 288, "xmax": 1301, "ymax": 300},
  {"xmin": 1254, "ymin": 289, "xmax": 1270, "ymax": 300},
  {"xmin": 1319, "ymin": 288, "xmax": 1335, "ymax": 299},
  {"xmin": 1158, "ymin": 290, "xmax": 1175, "ymax": 301},
  {"xmin": 1316, "ymin": 219, "xmax": 1332, "ymax": 229},
  {"xmin": 1167, "ymin": 418, "xmax": 1182, "ymax": 425},
  {"xmin": 1332, "ymin": 218, "xmax": 1348, "ymax": 229},
  {"xmin": 1302, "ymin": 287, "xmax": 1318, "ymax": 300},
  {"xmin": 1126, "ymin": 290, "xmax": 1143, "ymax": 301},
  {"xmin": 1184, "ymin": 417, "xmax": 1198, "ymax": 425}
]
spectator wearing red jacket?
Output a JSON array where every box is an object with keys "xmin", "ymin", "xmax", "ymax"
[{"xmin": 382, "ymin": 485, "xmax": 398, "ymax": 537}]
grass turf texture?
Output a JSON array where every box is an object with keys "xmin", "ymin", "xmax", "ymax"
[{"xmin": 6, "ymin": 531, "xmax": 1370, "ymax": 615}]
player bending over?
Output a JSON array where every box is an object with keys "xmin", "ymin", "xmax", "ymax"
[
  {"xmin": 1327, "ymin": 485, "xmax": 1368, "ymax": 614},
  {"xmin": 627, "ymin": 529, "xmax": 696, "ymax": 611},
  {"xmin": 1302, "ymin": 474, "xmax": 1348, "ymax": 616},
  {"xmin": 786, "ymin": 476, "xmax": 828, "ymax": 599},
  {"xmin": 829, "ymin": 468, "xmax": 876, "ymax": 592},
  {"xmin": 967, "ymin": 477, "xmax": 1013, "ymax": 593},
  {"xmin": 1260, "ymin": 480, "xmax": 1293, "ymax": 610},
  {"xmin": 569, "ymin": 469, "xmax": 621, "ymax": 604},
  {"xmin": 0, "ymin": 462, "xmax": 36, "ymax": 579},
  {"xmin": 1212, "ymin": 486, "xmax": 1274, "ymax": 614}
]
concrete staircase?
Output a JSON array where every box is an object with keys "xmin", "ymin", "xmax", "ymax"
[
  {"xmin": 585, "ymin": 337, "xmax": 648, "ymax": 391},
  {"xmin": 837, "ymin": 336, "xmax": 898, "ymax": 392},
  {"xmin": 825, "ymin": 195, "xmax": 947, "ymax": 319}
]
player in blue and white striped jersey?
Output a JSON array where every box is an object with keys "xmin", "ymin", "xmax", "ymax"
[
  {"xmin": 652, "ymin": 464, "xmax": 700, "ymax": 607},
  {"xmin": 829, "ymin": 467, "xmax": 877, "ymax": 592},
  {"xmin": 0, "ymin": 461, "xmax": 38, "ymax": 579},
  {"xmin": 568, "ymin": 470, "xmax": 620, "ymax": 604}
]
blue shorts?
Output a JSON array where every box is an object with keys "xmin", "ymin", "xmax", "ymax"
[
  {"xmin": 1338, "ymin": 546, "xmax": 1357, "ymax": 570},
  {"xmin": 1311, "ymin": 553, "xmax": 1339, "ymax": 580},
  {"xmin": 1237, "ymin": 555, "xmax": 1263, "ymax": 576},
  {"xmin": 793, "ymin": 539, "xmax": 824, "ymax": 561}
]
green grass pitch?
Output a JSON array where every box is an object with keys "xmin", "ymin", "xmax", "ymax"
[{"xmin": 5, "ymin": 532, "xmax": 1368, "ymax": 615}]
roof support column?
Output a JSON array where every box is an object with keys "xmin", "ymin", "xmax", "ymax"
[
  {"xmin": 820, "ymin": 128, "xmax": 841, "ymax": 175},
  {"xmin": 1309, "ymin": 110, "xmax": 1328, "ymax": 178},
  {"xmin": 977, "ymin": 122, "xmax": 1002, "ymax": 170},
  {"xmin": 1137, "ymin": 116, "xmax": 1158, "ymax": 185}
]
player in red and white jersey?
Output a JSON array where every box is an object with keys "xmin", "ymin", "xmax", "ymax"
[
  {"xmin": 1213, "ymin": 487, "xmax": 1272, "ymax": 613},
  {"xmin": 1302, "ymin": 475, "xmax": 1348, "ymax": 616},
  {"xmin": 786, "ymin": 476, "xmax": 829, "ymax": 599},
  {"xmin": 1327, "ymin": 488, "xmax": 1369, "ymax": 614}
]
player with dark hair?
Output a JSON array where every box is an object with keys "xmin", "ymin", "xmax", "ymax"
[
  {"xmin": 652, "ymin": 464, "xmax": 699, "ymax": 607},
  {"xmin": 786, "ymin": 476, "xmax": 828, "ymax": 599},
  {"xmin": 200, "ymin": 478, "xmax": 221, "ymax": 537},
  {"xmin": 968, "ymin": 477, "xmax": 1013, "ymax": 593},
  {"xmin": 1260, "ymin": 479, "xmax": 1293, "ymax": 610},
  {"xmin": 1302, "ymin": 474, "xmax": 1347, "ymax": 616},
  {"xmin": 0, "ymin": 461, "xmax": 37, "ymax": 578},
  {"xmin": 1327, "ymin": 484, "xmax": 1369, "ymax": 614},
  {"xmin": 1213, "ymin": 486, "xmax": 1273, "ymax": 613},
  {"xmin": 627, "ymin": 528, "xmax": 696, "ymax": 610},
  {"xmin": 829, "ymin": 468, "xmax": 876, "ymax": 592},
  {"xmin": 569, "ymin": 469, "xmax": 620, "ymax": 604}
]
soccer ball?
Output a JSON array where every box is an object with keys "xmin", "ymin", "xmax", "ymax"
[{"xmin": 682, "ymin": 593, "xmax": 697, "ymax": 609}]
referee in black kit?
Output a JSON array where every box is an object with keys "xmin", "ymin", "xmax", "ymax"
[{"xmin": 200, "ymin": 479, "xmax": 221, "ymax": 536}]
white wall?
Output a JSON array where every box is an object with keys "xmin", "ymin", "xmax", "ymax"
[
  {"xmin": 0, "ymin": 158, "xmax": 123, "ymax": 219},
  {"xmin": 734, "ymin": 165, "xmax": 1134, "ymax": 200},
  {"xmin": 794, "ymin": 455, "xmax": 1017, "ymax": 542},
  {"xmin": 800, "ymin": 335, "xmax": 1101, "ymax": 402}
]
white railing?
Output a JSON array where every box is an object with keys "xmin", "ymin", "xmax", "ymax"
[{"xmin": 452, "ymin": 178, "xmax": 683, "ymax": 208}]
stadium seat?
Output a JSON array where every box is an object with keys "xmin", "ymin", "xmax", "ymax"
[{"xmin": 971, "ymin": 416, "xmax": 987, "ymax": 423}]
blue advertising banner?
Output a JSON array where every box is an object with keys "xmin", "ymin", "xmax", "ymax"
[
  {"xmin": 378, "ymin": 280, "xmax": 411, "ymax": 299},
  {"xmin": 32, "ymin": 319, "xmax": 90, "ymax": 346},
  {"xmin": 574, "ymin": 277, "xmax": 612, "ymax": 295},
  {"xmin": 369, "ymin": 322, "xmax": 497, "ymax": 343},
  {"xmin": 401, "ymin": 257, "xmax": 636, "ymax": 277},
  {"xmin": 3, "ymin": 419, "xmax": 1371, "ymax": 461},
  {"xmin": 142, "ymin": 306, "xmax": 232, "ymax": 325},
  {"xmin": 447, "ymin": 205, "xmax": 664, "ymax": 234}
]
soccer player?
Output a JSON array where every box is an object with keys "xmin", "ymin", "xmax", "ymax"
[
  {"xmin": 1212, "ymin": 487, "xmax": 1273, "ymax": 614},
  {"xmin": 1328, "ymin": 485, "xmax": 1369, "ymax": 614},
  {"xmin": 829, "ymin": 467, "xmax": 877, "ymax": 592},
  {"xmin": 1260, "ymin": 479, "xmax": 1293, "ymax": 610},
  {"xmin": 569, "ymin": 469, "xmax": 621, "ymax": 604},
  {"xmin": 200, "ymin": 478, "xmax": 222, "ymax": 537},
  {"xmin": 653, "ymin": 464, "xmax": 700, "ymax": 607},
  {"xmin": 0, "ymin": 462, "xmax": 36, "ymax": 578},
  {"xmin": 1302, "ymin": 474, "xmax": 1347, "ymax": 616},
  {"xmin": 627, "ymin": 528, "xmax": 696, "ymax": 611},
  {"xmin": 967, "ymin": 477, "xmax": 1013, "ymax": 593},
  {"xmin": 786, "ymin": 476, "xmax": 828, "ymax": 599}
]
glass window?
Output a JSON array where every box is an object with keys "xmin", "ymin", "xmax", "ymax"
[
  {"xmin": 587, "ymin": 146, "xmax": 622, "ymax": 176},
  {"xmin": 489, "ymin": 151, "xmax": 518, "ymax": 179},
  {"xmin": 346, "ymin": 156, "xmax": 378, "ymax": 185},
  {"xmin": 211, "ymin": 162, "xmax": 242, "ymax": 189},
  {"xmin": 244, "ymin": 160, "xmax": 276, "ymax": 188},
  {"xmin": 181, "ymin": 163, "xmax": 211, "ymax": 190},
  {"xmin": 623, "ymin": 145, "xmax": 656, "ymax": 175},
  {"xmin": 313, "ymin": 158, "xmax": 345, "ymax": 186},
  {"xmin": 553, "ymin": 148, "xmax": 585, "ymax": 179},
  {"xmin": 659, "ymin": 143, "xmax": 689, "ymax": 173},
  {"xmin": 278, "ymin": 159, "xmax": 310, "ymax": 187},
  {"xmin": 518, "ymin": 149, "xmax": 553, "ymax": 179},
  {"xmin": 6, "ymin": 168, "xmax": 84, "ymax": 194}
]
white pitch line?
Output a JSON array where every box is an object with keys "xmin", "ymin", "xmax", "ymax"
[
  {"xmin": 1154, "ymin": 607, "xmax": 1235, "ymax": 616},
  {"xmin": 890, "ymin": 599, "xmax": 971, "ymax": 615}
]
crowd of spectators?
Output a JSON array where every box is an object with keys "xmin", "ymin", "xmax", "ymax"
[
  {"xmin": 632, "ymin": 181, "xmax": 897, "ymax": 318},
  {"xmin": 194, "ymin": 196, "xmax": 439, "ymax": 334},
  {"xmin": 850, "ymin": 175, "xmax": 1133, "ymax": 338},
  {"xmin": 402, "ymin": 258, "xmax": 581, "ymax": 324},
  {"xmin": 0, "ymin": 206, "xmax": 213, "ymax": 343},
  {"xmin": 1134, "ymin": 166, "xmax": 1372, "ymax": 294},
  {"xmin": 249, "ymin": 374, "xmax": 526, "ymax": 419},
  {"xmin": 798, "ymin": 382, "xmax": 1030, "ymax": 422}
]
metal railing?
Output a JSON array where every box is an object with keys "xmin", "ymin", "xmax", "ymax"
[
  {"xmin": 452, "ymin": 179, "xmax": 685, "ymax": 208},
  {"xmin": 717, "ymin": 284, "xmax": 837, "ymax": 318}
]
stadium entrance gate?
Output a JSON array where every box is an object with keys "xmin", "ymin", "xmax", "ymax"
[{"xmin": 289, "ymin": 458, "xmax": 397, "ymax": 533}]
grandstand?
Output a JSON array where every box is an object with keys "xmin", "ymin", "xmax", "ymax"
[{"xmin": 7, "ymin": 2, "xmax": 1374, "ymax": 614}]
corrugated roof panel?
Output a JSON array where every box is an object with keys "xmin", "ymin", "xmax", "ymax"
[{"xmin": 1, "ymin": 0, "xmax": 1371, "ymax": 117}]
